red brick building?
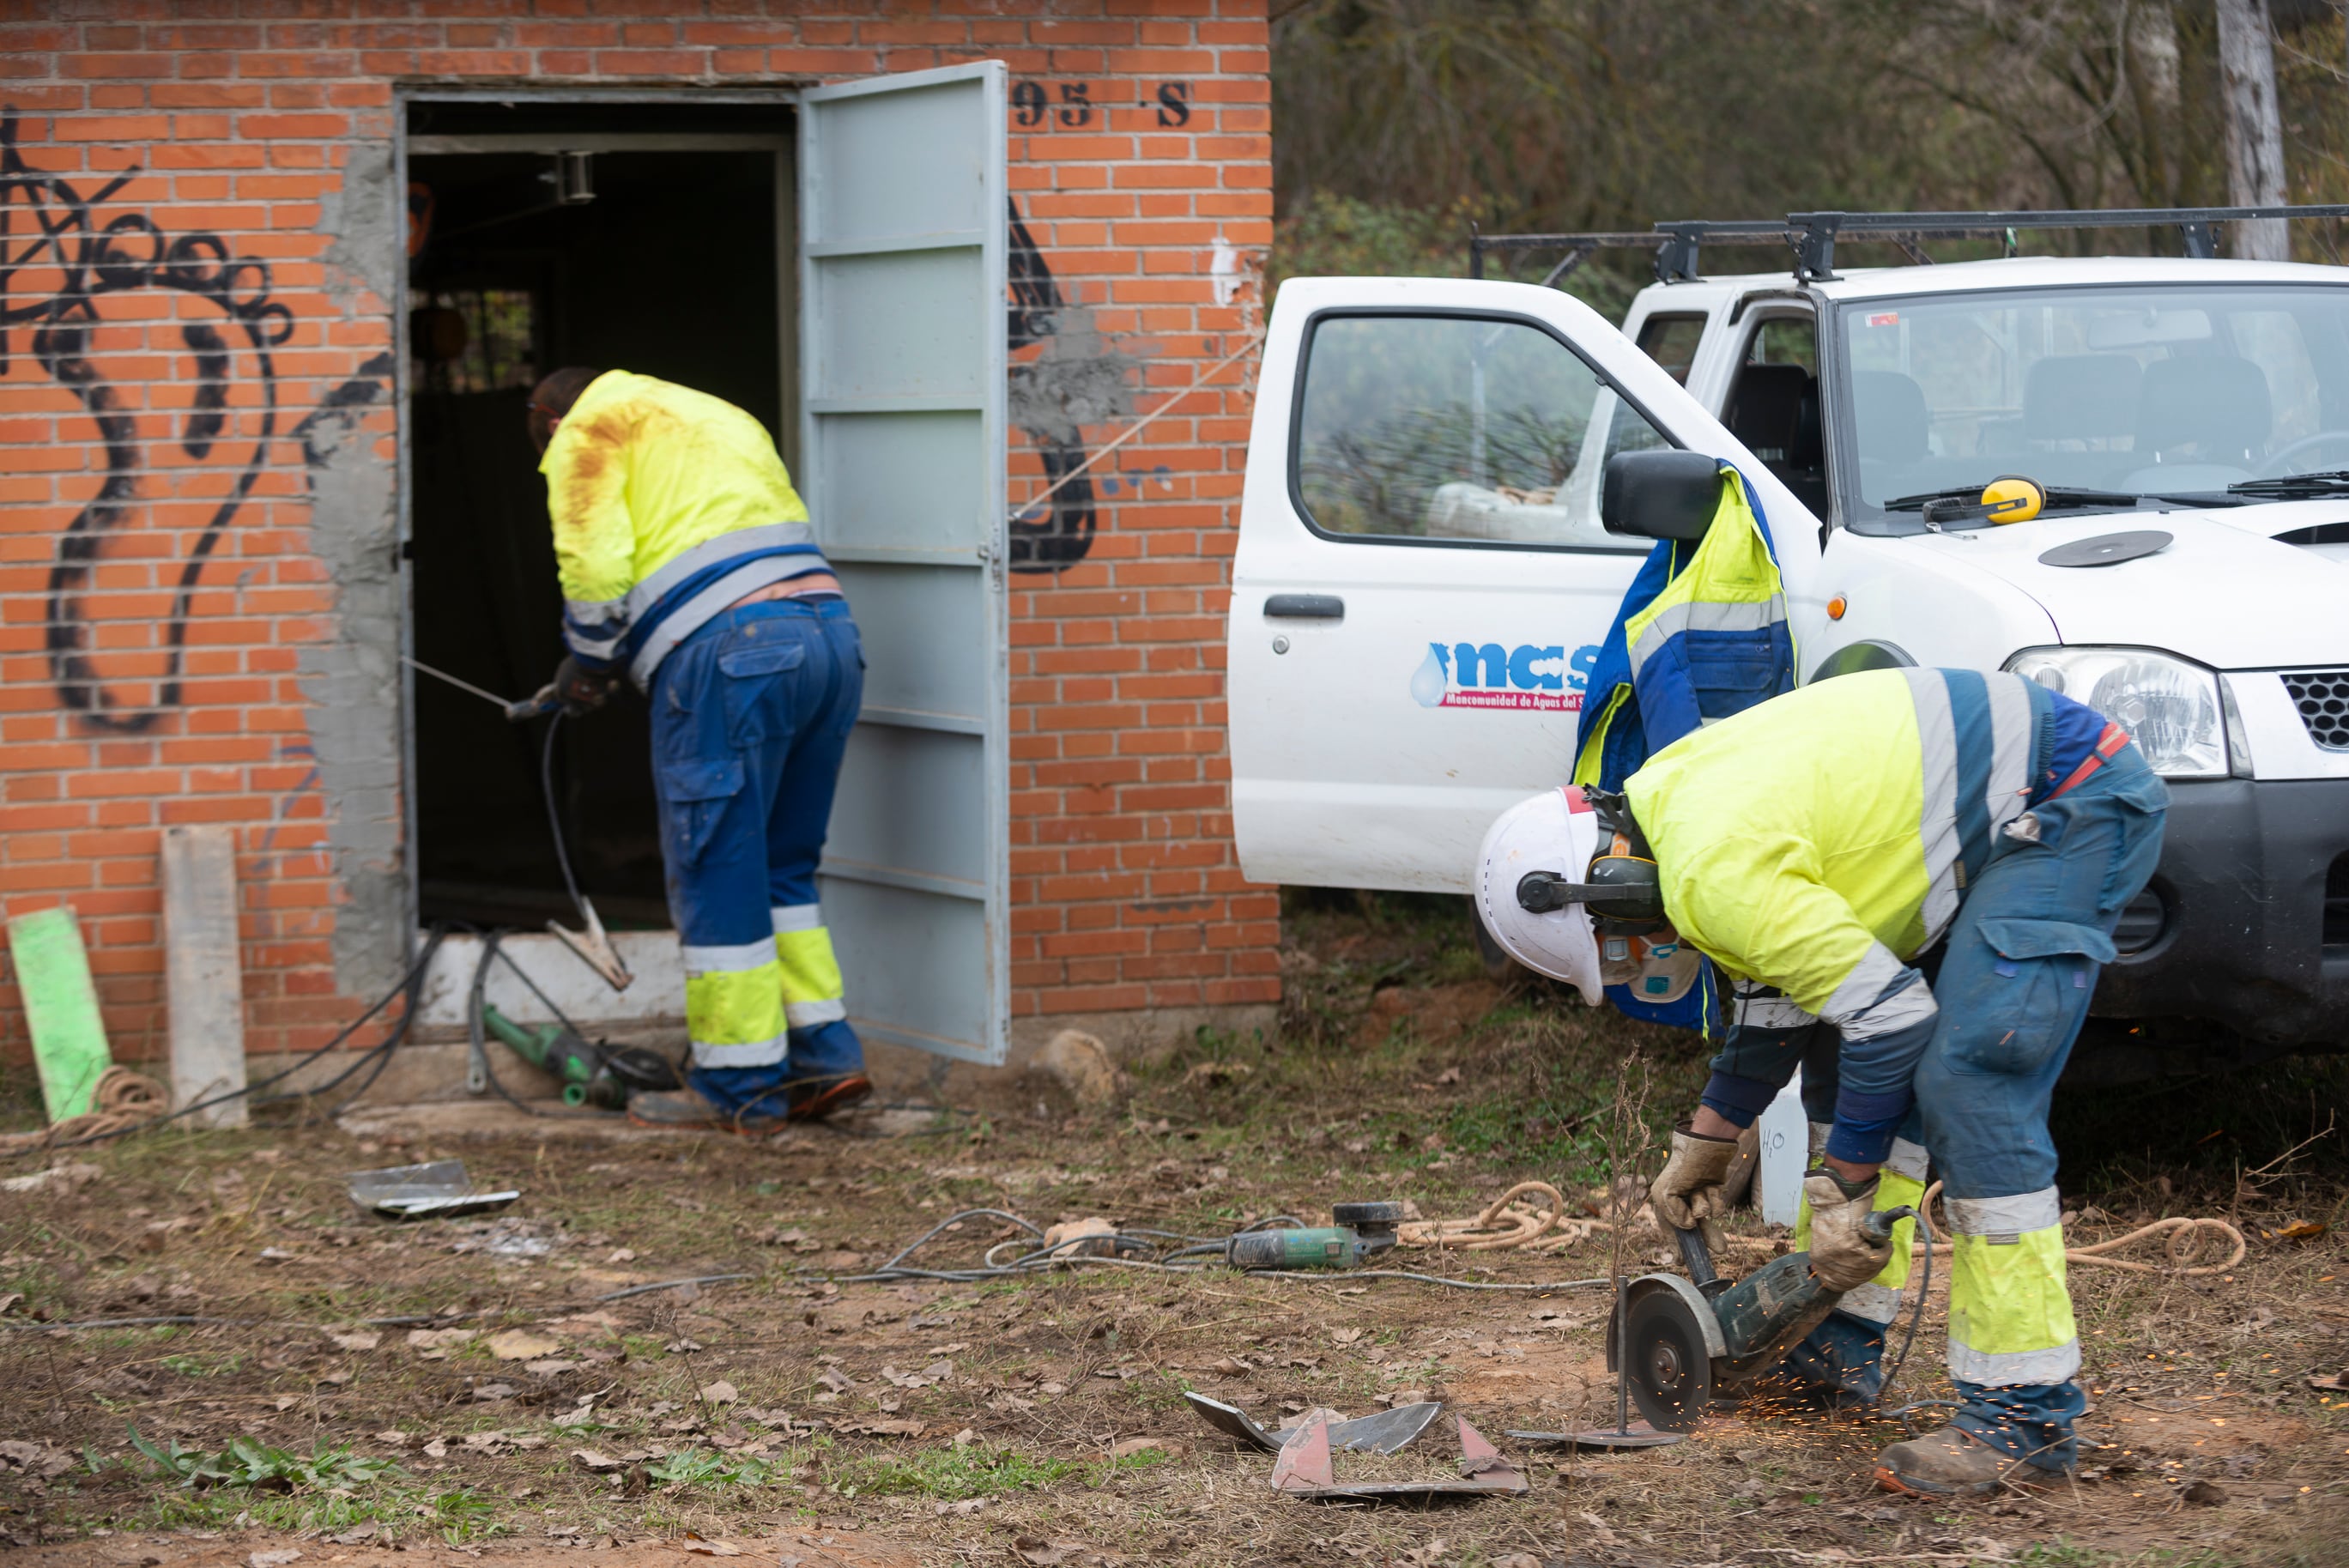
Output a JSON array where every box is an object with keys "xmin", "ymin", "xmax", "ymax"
[{"xmin": 0, "ymin": 1, "xmax": 1277, "ymax": 1091}]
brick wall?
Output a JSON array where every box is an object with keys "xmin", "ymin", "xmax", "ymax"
[{"xmin": 0, "ymin": 0, "xmax": 1277, "ymax": 1066}]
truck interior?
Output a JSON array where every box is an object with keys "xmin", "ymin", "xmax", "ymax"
[{"xmin": 402, "ymin": 101, "xmax": 792, "ymax": 930}]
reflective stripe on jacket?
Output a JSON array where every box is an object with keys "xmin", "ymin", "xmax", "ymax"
[
  {"xmin": 1572, "ymin": 462, "xmax": 1793, "ymax": 791},
  {"xmin": 541, "ymin": 370, "xmax": 827, "ymax": 687},
  {"xmin": 1624, "ymin": 667, "xmax": 2051, "ymax": 1025}
]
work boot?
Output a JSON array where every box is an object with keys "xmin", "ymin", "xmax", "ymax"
[
  {"xmin": 625, "ymin": 1085, "xmax": 786, "ymax": 1135},
  {"xmin": 1874, "ymin": 1426, "xmax": 2055, "ymax": 1497},
  {"xmin": 784, "ymin": 1071, "xmax": 873, "ymax": 1123}
]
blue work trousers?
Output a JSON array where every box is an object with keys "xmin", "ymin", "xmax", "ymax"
[{"xmin": 648, "ymin": 596, "xmax": 866, "ymax": 1112}]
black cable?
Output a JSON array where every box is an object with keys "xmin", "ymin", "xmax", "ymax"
[
  {"xmin": 246, "ymin": 926, "xmax": 450, "ymax": 1119},
  {"xmin": 540, "ymin": 708, "xmax": 588, "ymax": 927},
  {"xmin": 39, "ymin": 928, "xmax": 450, "ymax": 1152}
]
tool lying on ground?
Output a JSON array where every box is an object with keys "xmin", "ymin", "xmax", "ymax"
[
  {"xmin": 1214, "ymin": 1201, "xmax": 1405, "ymax": 1270},
  {"xmin": 401, "ymin": 654, "xmax": 633, "ymax": 992},
  {"xmin": 1610, "ymin": 1208, "xmax": 1916, "ymax": 1432},
  {"xmin": 477, "ymin": 1002, "xmax": 680, "ymax": 1109},
  {"xmin": 846, "ymin": 1206, "xmax": 1613, "ymax": 1291}
]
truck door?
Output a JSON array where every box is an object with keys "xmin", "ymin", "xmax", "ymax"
[
  {"xmin": 798, "ymin": 62, "xmax": 1011, "ymax": 1063},
  {"xmin": 1229, "ymin": 276, "xmax": 1817, "ymax": 893}
]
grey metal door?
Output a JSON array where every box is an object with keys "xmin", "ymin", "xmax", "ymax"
[{"xmin": 798, "ymin": 62, "xmax": 1009, "ymax": 1064}]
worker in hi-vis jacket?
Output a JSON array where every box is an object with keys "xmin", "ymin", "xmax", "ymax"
[
  {"xmin": 1476, "ymin": 668, "xmax": 2165, "ymax": 1495},
  {"xmin": 526, "ymin": 366, "xmax": 870, "ymax": 1130}
]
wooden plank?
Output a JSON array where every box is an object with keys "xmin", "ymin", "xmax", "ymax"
[
  {"xmin": 162, "ymin": 826, "xmax": 247, "ymax": 1129},
  {"xmin": 5, "ymin": 907, "xmax": 112, "ymax": 1123}
]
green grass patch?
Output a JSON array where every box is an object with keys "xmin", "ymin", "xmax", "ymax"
[{"xmin": 645, "ymin": 1446, "xmax": 802, "ymax": 1491}]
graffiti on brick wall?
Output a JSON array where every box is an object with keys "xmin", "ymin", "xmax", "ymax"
[
  {"xmin": 1007, "ymin": 197, "xmax": 1137, "ymax": 572},
  {"xmin": 0, "ymin": 112, "xmax": 389, "ymax": 732}
]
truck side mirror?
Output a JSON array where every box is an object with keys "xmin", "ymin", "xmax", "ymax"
[{"xmin": 1601, "ymin": 450, "xmax": 1720, "ymax": 542}]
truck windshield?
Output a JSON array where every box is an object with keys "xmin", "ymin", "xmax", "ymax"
[{"xmin": 1833, "ymin": 283, "xmax": 2349, "ymax": 520}]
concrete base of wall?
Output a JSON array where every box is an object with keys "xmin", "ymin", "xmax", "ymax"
[{"xmin": 240, "ymin": 1003, "xmax": 1278, "ymax": 1111}]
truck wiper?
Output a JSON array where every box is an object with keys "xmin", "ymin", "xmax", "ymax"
[
  {"xmin": 1881, "ymin": 484, "xmax": 2145, "ymax": 517},
  {"xmin": 2224, "ymin": 469, "xmax": 2349, "ymax": 499}
]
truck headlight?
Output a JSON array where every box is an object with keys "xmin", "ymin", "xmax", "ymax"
[{"xmin": 2005, "ymin": 647, "xmax": 2229, "ymax": 780}]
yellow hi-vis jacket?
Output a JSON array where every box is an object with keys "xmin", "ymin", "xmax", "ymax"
[
  {"xmin": 542, "ymin": 370, "xmax": 827, "ymax": 687},
  {"xmin": 1623, "ymin": 667, "xmax": 2052, "ymax": 1032}
]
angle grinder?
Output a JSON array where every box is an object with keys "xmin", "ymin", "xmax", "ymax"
[{"xmin": 1606, "ymin": 1207, "xmax": 1913, "ymax": 1431}]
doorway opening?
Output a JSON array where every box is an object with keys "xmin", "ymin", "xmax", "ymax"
[{"xmin": 402, "ymin": 100, "xmax": 792, "ymax": 931}]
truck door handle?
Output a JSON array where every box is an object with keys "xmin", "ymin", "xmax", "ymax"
[{"xmin": 1264, "ymin": 593, "xmax": 1344, "ymax": 620}]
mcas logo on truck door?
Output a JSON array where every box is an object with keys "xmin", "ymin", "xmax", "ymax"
[{"xmin": 1409, "ymin": 642, "xmax": 1600, "ymax": 711}]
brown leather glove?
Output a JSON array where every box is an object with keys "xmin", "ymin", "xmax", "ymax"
[
  {"xmin": 1650, "ymin": 1122, "xmax": 1740, "ymax": 1231},
  {"xmin": 1803, "ymin": 1169, "xmax": 1892, "ymax": 1293}
]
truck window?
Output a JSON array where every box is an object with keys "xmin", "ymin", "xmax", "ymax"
[
  {"xmin": 1634, "ymin": 312, "xmax": 1707, "ymax": 384},
  {"xmin": 1294, "ymin": 312, "xmax": 1665, "ymax": 548},
  {"xmin": 1835, "ymin": 282, "xmax": 2349, "ymax": 516},
  {"xmin": 1723, "ymin": 315, "xmax": 1825, "ymax": 515}
]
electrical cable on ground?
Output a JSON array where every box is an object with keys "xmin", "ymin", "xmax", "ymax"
[
  {"xmin": 834, "ymin": 1207, "xmax": 1616, "ymax": 1292},
  {"xmin": 11, "ymin": 928, "xmax": 452, "ymax": 1156}
]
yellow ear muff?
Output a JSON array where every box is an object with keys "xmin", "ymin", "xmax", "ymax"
[{"xmin": 1982, "ymin": 475, "xmax": 2044, "ymax": 524}]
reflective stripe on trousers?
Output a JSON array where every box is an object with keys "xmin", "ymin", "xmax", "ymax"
[{"xmin": 772, "ymin": 903, "xmax": 847, "ymax": 1027}]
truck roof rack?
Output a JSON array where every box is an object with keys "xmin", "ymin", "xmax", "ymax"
[{"xmin": 1468, "ymin": 204, "xmax": 2349, "ymax": 287}]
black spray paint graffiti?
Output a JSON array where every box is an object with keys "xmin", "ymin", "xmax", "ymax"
[
  {"xmin": 0, "ymin": 111, "xmax": 388, "ymax": 731},
  {"xmin": 1006, "ymin": 197, "xmax": 1141, "ymax": 572}
]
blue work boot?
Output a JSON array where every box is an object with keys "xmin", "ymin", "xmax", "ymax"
[{"xmin": 782, "ymin": 1020, "xmax": 872, "ymax": 1122}]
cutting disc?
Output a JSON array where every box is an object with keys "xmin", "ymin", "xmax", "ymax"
[{"xmin": 1621, "ymin": 1289, "xmax": 1714, "ymax": 1432}]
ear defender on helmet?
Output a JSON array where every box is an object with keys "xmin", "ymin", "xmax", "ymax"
[{"xmin": 1512, "ymin": 786, "xmax": 1666, "ymax": 933}]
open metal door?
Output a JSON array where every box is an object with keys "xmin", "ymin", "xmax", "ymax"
[{"xmin": 799, "ymin": 62, "xmax": 1010, "ymax": 1064}]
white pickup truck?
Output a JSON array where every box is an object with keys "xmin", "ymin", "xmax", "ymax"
[{"xmin": 1227, "ymin": 227, "xmax": 2349, "ymax": 1075}]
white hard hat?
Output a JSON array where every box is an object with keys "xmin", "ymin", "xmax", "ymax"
[{"xmin": 1474, "ymin": 787, "xmax": 1604, "ymax": 1004}]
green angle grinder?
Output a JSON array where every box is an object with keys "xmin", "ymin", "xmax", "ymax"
[
  {"xmin": 1607, "ymin": 1208, "xmax": 1913, "ymax": 1431},
  {"xmin": 479, "ymin": 1002, "xmax": 681, "ymax": 1109},
  {"xmin": 1220, "ymin": 1202, "xmax": 1405, "ymax": 1270}
]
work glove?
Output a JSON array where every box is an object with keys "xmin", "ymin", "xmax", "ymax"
[
  {"xmin": 551, "ymin": 655, "xmax": 614, "ymax": 718},
  {"xmin": 1803, "ymin": 1169, "xmax": 1892, "ymax": 1293},
  {"xmin": 1650, "ymin": 1121, "xmax": 1740, "ymax": 1232}
]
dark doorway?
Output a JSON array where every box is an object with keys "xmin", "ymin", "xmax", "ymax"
[{"xmin": 404, "ymin": 112, "xmax": 788, "ymax": 929}]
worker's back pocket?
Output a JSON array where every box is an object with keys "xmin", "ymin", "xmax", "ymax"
[
  {"xmin": 718, "ymin": 644, "xmax": 806, "ymax": 678},
  {"xmin": 657, "ymin": 756, "xmax": 745, "ymax": 869},
  {"xmin": 1943, "ymin": 917, "xmax": 2113, "ymax": 1078}
]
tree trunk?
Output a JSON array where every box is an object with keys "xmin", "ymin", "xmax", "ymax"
[{"xmin": 2217, "ymin": 0, "xmax": 2291, "ymax": 259}]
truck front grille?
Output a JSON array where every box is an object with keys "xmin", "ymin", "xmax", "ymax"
[{"xmin": 2282, "ymin": 668, "xmax": 2349, "ymax": 750}]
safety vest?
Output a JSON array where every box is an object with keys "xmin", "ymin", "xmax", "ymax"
[
  {"xmin": 1570, "ymin": 462, "xmax": 1794, "ymax": 1031},
  {"xmin": 542, "ymin": 370, "xmax": 831, "ymax": 687},
  {"xmin": 1625, "ymin": 667, "xmax": 2069, "ymax": 1022}
]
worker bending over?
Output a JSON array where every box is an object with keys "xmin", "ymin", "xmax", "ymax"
[
  {"xmin": 527, "ymin": 367, "xmax": 870, "ymax": 1129},
  {"xmin": 1478, "ymin": 669, "xmax": 2164, "ymax": 1494}
]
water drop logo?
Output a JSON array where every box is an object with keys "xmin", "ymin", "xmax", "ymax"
[
  {"xmin": 1409, "ymin": 644, "xmax": 1451, "ymax": 708},
  {"xmin": 1408, "ymin": 640, "xmax": 1601, "ymax": 711}
]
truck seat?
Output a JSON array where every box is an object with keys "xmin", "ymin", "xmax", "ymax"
[
  {"xmin": 1724, "ymin": 362, "xmax": 1828, "ymax": 515},
  {"xmin": 2025, "ymin": 354, "xmax": 2141, "ymax": 446},
  {"xmin": 2134, "ymin": 355, "xmax": 2272, "ymax": 464}
]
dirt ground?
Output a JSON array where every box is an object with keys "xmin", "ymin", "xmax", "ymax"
[{"xmin": 4, "ymin": 894, "xmax": 2346, "ymax": 1567}]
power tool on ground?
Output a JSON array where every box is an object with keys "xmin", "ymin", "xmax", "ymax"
[
  {"xmin": 478, "ymin": 1002, "xmax": 681, "ymax": 1109},
  {"xmin": 1607, "ymin": 1208, "xmax": 1913, "ymax": 1431},
  {"xmin": 1223, "ymin": 1201, "xmax": 1405, "ymax": 1271}
]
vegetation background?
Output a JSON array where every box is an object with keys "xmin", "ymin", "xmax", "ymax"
[{"xmin": 1268, "ymin": 0, "xmax": 2349, "ymax": 317}]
